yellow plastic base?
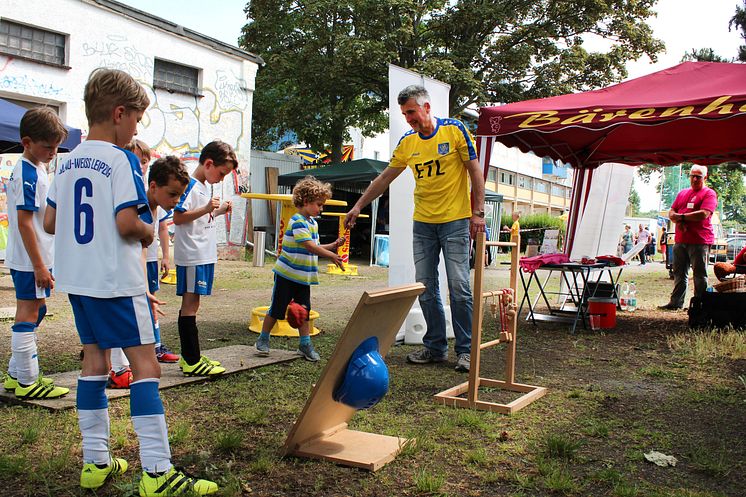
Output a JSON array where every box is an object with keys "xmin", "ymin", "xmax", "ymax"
[
  {"xmin": 248, "ymin": 306, "xmax": 320, "ymax": 337},
  {"xmin": 161, "ymin": 268, "xmax": 177, "ymax": 285},
  {"xmin": 327, "ymin": 263, "xmax": 358, "ymax": 276}
]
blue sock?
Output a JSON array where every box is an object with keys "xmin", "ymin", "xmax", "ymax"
[
  {"xmin": 299, "ymin": 335, "xmax": 311, "ymax": 346},
  {"xmin": 259, "ymin": 331, "xmax": 270, "ymax": 340}
]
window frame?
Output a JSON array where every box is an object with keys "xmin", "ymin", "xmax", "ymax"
[
  {"xmin": 0, "ymin": 18, "xmax": 68, "ymax": 68},
  {"xmin": 153, "ymin": 58, "xmax": 202, "ymax": 96}
]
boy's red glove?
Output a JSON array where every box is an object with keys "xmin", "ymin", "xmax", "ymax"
[{"xmin": 286, "ymin": 300, "xmax": 308, "ymax": 328}]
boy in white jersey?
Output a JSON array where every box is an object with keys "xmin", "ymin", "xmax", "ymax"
[
  {"xmin": 173, "ymin": 140, "xmax": 236, "ymax": 376},
  {"xmin": 255, "ymin": 176, "xmax": 344, "ymax": 361},
  {"xmin": 106, "ymin": 141, "xmax": 180, "ymax": 390},
  {"xmin": 43, "ymin": 68, "xmax": 217, "ymax": 496},
  {"xmin": 3, "ymin": 107, "xmax": 69, "ymax": 399}
]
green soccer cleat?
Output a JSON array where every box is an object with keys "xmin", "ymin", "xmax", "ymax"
[
  {"xmin": 14, "ymin": 376, "xmax": 69, "ymax": 399},
  {"xmin": 80, "ymin": 457, "xmax": 128, "ymax": 489},
  {"xmin": 139, "ymin": 467, "xmax": 218, "ymax": 496},
  {"xmin": 178, "ymin": 356, "xmax": 226, "ymax": 377},
  {"xmin": 3, "ymin": 373, "xmax": 54, "ymax": 392},
  {"xmin": 200, "ymin": 355, "xmax": 221, "ymax": 366}
]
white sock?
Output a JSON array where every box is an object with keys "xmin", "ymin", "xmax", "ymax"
[
  {"xmin": 110, "ymin": 348, "xmax": 130, "ymax": 371},
  {"xmin": 77, "ymin": 375, "xmax": 110, "ymax": 465},
  {"xmin": 11, "ymin": 323, "xmax": 38, "ymax": 385},
  {"xmin": 130, "ymin": 379, "xmax": 172, "ymax": 473},
  {"xmin": 7, "ymin": 355, "xmax": 17, "ymax": 378}
]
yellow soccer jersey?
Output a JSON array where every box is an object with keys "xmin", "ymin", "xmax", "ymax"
[{"xmin": 390, "ymin": 117, "xmax": 477, "ymax": 223}]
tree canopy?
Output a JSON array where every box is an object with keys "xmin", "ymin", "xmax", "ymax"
[{"xmin": 240, "ymin": 0, "xmax": 663, "ymax": 161}]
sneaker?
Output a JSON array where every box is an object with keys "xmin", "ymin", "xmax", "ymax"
[
  {"xmin": 201, "ymin": 355, "xmax": 221, "ymax": 366},
  {"xmin": 155, "ymin": 345, "xmax": 179, "ymax": 363},
  {"xmin": 107, "ymin": 367, "xmax": 133, "ymax": 389},
  {"xmin": 455, "ymin": 353, "xmax": 471, "ymax": 372},
  {"xmin": 255, "ymin": 336, "xmax": 270, "ymax": 356},
  {"xmin": 80, "ymin": 457, "xmax": 128, "ymax": 489},
  {"xmin": 139, "ymin": 467, "xmax": 218, "ymax": 496},
  {"xmin": 3, "ymin": 373, "xmax": 54, "ymax": 392},
  {"xmin": 657, "ymin": 303, "xmax": 683, "ymax": 310},
  {"xmin": 406, "ymin": 347, "xmax": 446, "ymax": 364},
  {"xmin": 15, "ymin": 376, "xmax": 69, "ymax": 399},
  {"xmin": 297, "ymin": 343, "xmax": 320, "ymax": 362},
  {"xmin": 179, "ymin": 356, "xmax": 226, "ymax": 377}
]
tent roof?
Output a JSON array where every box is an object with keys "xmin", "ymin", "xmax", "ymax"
[
  {"xmin": 1, "ymin": 98, "xmax": 83, "ymax": 153},
  {"xmin": 477, "ymin": 62, "xmax": 746, "ymax": 168},
  {"xmin": 278, "ymin": 158, "xmax": 389, "ymax": 186}
]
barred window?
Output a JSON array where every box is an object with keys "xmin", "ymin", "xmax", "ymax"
[
  {"xmin": 0, "ymin": 20, "xmax": 66, "ymax": 66},
  {"xmin": 487, "ymin": 166, "xmax": 497, "ymax": 183},
  {"xmin": 154, "ymin": 59, "xmax": 200, "ymax": 95},
  {"xmin": 518, "ymin": 174, "xmax": 532, "ymax": 189}
]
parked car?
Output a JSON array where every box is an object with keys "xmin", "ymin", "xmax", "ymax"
[{"xmin": 710, "ymin": 236, "xmax": 746, "ymax": 263}]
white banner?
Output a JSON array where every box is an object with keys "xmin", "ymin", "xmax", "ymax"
[{"xmin": 388, "ymin": 65, "xmax": 451, "ymax": 340}]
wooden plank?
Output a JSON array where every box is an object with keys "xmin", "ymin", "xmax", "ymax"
[
  {"xmin": 265, "ymin": 167, "xmax": 280, "ymax": 227},
  {"xmin": 0, "ymin": 346, "xmax": 298, "ymax": 411},
  {"xmin": 293, "ymin": 429, "xmax": 412, "ymax": 471},
  {"xmin": 282, "ymin": 283, "xmax": 424, "ymax": 470}
]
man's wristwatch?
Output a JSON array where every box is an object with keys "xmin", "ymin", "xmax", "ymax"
[{"xmin": 473, "ymin": 209, "xmax": 485, "ymax": 218}]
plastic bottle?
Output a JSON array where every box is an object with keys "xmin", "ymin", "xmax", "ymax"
[
  {"xmin": 628, "ymin": 281, "xmax": 637, "ymax": 312},
  {"xmin": 619, "ymin": 281, "xmax": 629, "ymax": 311}
]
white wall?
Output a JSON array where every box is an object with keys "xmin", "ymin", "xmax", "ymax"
[{"xmin": 1, "ymin": 0, "xmax": 258, "ymax": 188}]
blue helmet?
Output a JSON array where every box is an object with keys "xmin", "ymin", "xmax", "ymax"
[{"xmin": 333, "ymin": 336, "xmax": 389, "ymax": 410}]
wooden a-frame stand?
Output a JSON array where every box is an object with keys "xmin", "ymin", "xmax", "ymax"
[
  {"xmin": 282, "ymin": 283, "xmax": 425, "ymax": 471},
  {"xmin": 434, "ymin": 232, "xmax": 546, "ymax": 414}
]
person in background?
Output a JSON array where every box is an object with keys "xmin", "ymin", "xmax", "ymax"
[
  {"xmin": 659, "ymin": 225, "xmax": 668, "ymax": 264},
  {"xmin": 620, "ymin": 225, "xmax": 633, "ymax": 254},
  {"xmin": 658, "ymin": 164, "xmax": 717, "ymax": 310},
  {"xmin": 637, "ymin": 224, "xmax": 650, "ymax": 265},
  {"xmin": 3, "ymin": 107, "xmax": 69, "ymax": 399},
  {"xmin": 345, "ymin": 84, "xmax": 485, "ymax": 373}
]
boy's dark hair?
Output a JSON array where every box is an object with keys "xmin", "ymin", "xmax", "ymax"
[
  {"xmin": 19, "ymin": 107, "xmax": 69, "ymax": 143},
  {"xmin": 148, "ymin": 156, "xmax": 190, "ymax": 187},
  {"xmin": 292, "ymin": 176, "xmax": 332, "ymax": 208},
  {"xmin": 199, "ymin": 140, "xmax": 238, "ymax": 169},
  {"xmin": 84, "ymin": 68, "xmax": 150, "ymax": 127},
  {"xmin": 123, "ymin": 139, "xmax": 152, "ymax": 160}
]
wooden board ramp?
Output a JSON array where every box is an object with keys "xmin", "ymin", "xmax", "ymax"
[
  {"xmin": 434, "ymin": 232, "xmax": 546, "ymax": 414},
  {"xmin": 0, "ymin": 345, "xmax": 298, "ymax": 411},
  {"xmin": 282, "ymin": 283, "xmax": 425, "ymax": 471}
]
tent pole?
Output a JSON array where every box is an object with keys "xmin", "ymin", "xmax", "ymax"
[{"xmin": 370, "ymin": 197, "xmax": 379, "ymax": 266}]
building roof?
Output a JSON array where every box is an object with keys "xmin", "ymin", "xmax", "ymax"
[{"xmin": 92, "ymin": 0, "xmax": 264, "ymax": 66}]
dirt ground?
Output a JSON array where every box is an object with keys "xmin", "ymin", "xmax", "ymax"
[{"xmin": 0, "ymin": 257, "xmax": 744, "ymax": 497}]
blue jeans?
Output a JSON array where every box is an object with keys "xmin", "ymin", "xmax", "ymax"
[{"xmin": 413, "ymin": 219, "xmax": 473, "ymax": 356}]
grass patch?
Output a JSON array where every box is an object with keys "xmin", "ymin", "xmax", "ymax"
[
  {"xmin": 466, "ymin": 447, "xmax": 489, "ymax": 466},
  {"xmin": 413, "ymin": 467, "xmax": 445, "ymax": 494},
  {"xmin": 639, "ymin": 365, "xmax": 676, "ymax": 379},
  {"xmin": 215, "ymin": 429, "xmax": 244, "ymax": 453},
  {"xmin": 581, "ymin": 419, "xmax": 610, "ymax": 438},
  {"xmin": 667, "ymin": 329, "xmax": 746, "ymax": 362},
  {"xmin": 543, "ymin": 433, "xmax": 582, "ymax": 460},
  {"xmin": 688, "ymin": 445, "xmax": 732, "ymax": 477}
]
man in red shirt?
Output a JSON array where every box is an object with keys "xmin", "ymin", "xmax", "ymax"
[{"xmin": 659, "ymin": 165, "xmax": 718, "ymax": 310}]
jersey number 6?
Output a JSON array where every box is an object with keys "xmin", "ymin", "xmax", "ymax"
[{"xmin": 74, "ymin": 178, "xmax": 94, "ymax": 244}]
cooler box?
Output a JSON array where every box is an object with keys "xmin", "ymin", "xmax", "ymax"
[
  {"xmin": 373, "ymin": 234, "xmax": 389, "ymax": 267},
  {"xmin": 587, "ymin": 297, "xmax": 617, "ymax": 329}
]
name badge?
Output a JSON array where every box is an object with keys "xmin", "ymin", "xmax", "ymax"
[{"xmin": 687, "ymin": 202, "xmax": 695, "ymax": 209}]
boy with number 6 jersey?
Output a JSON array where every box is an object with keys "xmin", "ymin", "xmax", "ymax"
[{"xmin": 44, "ymin": 68, "xmax": 217, "ymax": 496}]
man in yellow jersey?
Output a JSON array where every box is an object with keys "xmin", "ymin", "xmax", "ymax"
[{"xmin": 345, "ymin": 85, "xmax": 485, "ymax": 372}]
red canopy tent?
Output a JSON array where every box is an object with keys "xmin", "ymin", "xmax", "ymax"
[{"xmin": 475, "ymin": 62, "xmax": 746, "ymax": 254}]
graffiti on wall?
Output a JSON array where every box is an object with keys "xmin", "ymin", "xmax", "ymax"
[
  {"xmin": 0, "ymin": 72, "xmax": 64, "ymax": 98},
  {"xmin": 81, "ymin": 35, "xmax": 153, "ymax": 81}
]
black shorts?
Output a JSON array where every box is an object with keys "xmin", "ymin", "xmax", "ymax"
[{"xmin": 268, "ymin": 274, "xmax": 311, "ymax": 321}]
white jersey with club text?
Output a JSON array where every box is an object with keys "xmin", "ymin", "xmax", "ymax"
[
  {"xmin": 173, "ymin": 177, "xmax": 217, "ymax": 266},
  {"xmin": 144, "ymin": 207, "xmax": 171, "ymax": 262},
  {"xmin": 5, "ymin": 158, "xmax": 54, "ymax": 271},
  {"xmin": 47, "ymin": 140, "xmax": 148, "ymax": 297}
]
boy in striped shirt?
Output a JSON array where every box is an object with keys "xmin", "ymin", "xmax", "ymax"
[{"xmin": 255, "ymin": 176, "xmax": 344, "ymax": 361}]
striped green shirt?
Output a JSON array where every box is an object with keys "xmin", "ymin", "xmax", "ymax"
[{"xmin": 273, "ymin": 213, "xmax": 319, "ymax": 285}]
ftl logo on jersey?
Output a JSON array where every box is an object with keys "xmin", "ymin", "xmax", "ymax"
[{"xmin": 437, "ymin": 143, "xmax": 450, "ymax": 155}]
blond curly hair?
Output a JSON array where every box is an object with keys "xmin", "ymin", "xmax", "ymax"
[{"xmin": 292, "ymin": 175, "xmax": 332, "ymax": 208}]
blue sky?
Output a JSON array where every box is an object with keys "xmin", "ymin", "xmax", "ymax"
[{"xmin": 119, "ymin": 0, "xmax": 743, "ymax": 210}]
